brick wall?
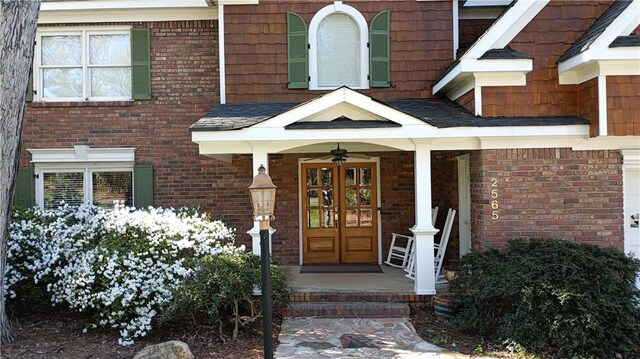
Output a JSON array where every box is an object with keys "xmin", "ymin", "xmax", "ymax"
[
  {"xmin": 607, "ymin": 76, "xmax": 640, "ymax": 136},
  {"xmin": 481, "ymin": 1, "xmax": 614, "ymax": 118},
  {"xmin": 470, "ymin": 148, "xmax": 624, "ymax": 251},
  {"xmin": 224, "ymin": 0, "xmax": 453, "ymax": 103}
]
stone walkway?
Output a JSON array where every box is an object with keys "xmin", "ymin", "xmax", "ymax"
[{"xmin": 275, "ymin": 317, "xmax": 470, "ymax": 359}]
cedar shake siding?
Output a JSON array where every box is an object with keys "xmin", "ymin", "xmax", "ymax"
[
  {"xmin": 455, "ymin": 89, "xmax": 475, "ymax": 114},
  {"xmin": 607, "ymin": 76, "xmax": 640, "ymax": 136},
  {"xmin": 578, "ymin": 78, "xmax": 599, "ymax": 137},
  {"xmin": 481, "ymin": 0, "xmax": 615, "ymax": 118},
  {"xmin": 470, "ymin": 149, "xmax": 624, "ymax": 252},
  {"xmin": 458, "ymin": 19, "xmax": 494, "ymax": 51},
  {"xmin": 223, "ymin": 0, "xmax": 453, "ymax": 103}
]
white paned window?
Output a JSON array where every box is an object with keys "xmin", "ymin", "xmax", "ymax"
[
  {"xmin": 39, "ymin": 167, "xmax": 133, "ymax": 209},
  {"xmin": 309, "ymin": 3, "xmax": 369, "ymax": 90},
  {"xmin": 36, "ymin": 28, "xmax": 131, "ymax": 101}
]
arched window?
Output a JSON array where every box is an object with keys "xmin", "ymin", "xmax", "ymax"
[{"xmin": 309, "ymin": 2, "xmax": 369, "ymax": 90}]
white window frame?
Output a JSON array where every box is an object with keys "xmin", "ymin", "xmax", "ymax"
[
  {"xmin": 308, "ymin": 2, "xmax": 369, "ymax": 90},
  {"xmin": 34, "ymin": 26, "xmax": 132, "ymax": 102},
  {"xmin": 29, "ymin": 147, "xmax": 135, "ymax": 209}
]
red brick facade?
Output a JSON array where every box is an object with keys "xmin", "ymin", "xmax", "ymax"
[{"xmin": 470, "ymin": 149, "xmax": 624, "ymax": 252}]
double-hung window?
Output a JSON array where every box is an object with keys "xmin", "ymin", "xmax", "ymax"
[{"xmin": 32, "ymin": 27, "xmax": 151, "ymax": 102}]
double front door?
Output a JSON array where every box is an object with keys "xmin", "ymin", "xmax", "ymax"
[{"xmin": 302, "ymin": 162, "xmax": 378, "ymax": 264}]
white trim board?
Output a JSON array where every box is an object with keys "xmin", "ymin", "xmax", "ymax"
[{"xmin": 29, "ymin": 146, "xmax": 136, "ymax": 163}]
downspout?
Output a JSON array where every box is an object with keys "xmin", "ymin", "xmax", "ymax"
[
  {"xmin": 218, "ymin": 2, "xmax": 226, "ymax": 104},
  {"xmin": 453, "ymin": 0, "xmax": 459, "ymax": 59}
]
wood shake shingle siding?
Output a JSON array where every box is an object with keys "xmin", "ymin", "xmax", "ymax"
[
  {"xmin": 481, "ymin": 1, "xmax": 615, "ymax": 118},
  {"xmin": 578, "ymin": 78, "xmax": 599, "ymax": 137},
  {"xmin": 607, "ymin": 76, "xmax": 640, "ymax": 136},
  {"xmin": 223, "ymin": 0, "xmax": 453, "ymax": 103}
]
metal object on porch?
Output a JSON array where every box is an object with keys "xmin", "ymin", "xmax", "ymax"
[
  {"xmin": 405, "ymin": 208, "xmax": 456, "ymax": 283},
  {"xmin": 384, "ymin": 207, "xmax": 438, "ymax": 269},
  {"xmin": 304, "ymin": 143, "xmax": 371, "ymax": 166},
  {"xmin": 248, "ymin": 164, "xmax": 277, "ymax": 359}
]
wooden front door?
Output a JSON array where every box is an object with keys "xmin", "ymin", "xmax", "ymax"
[{"xmin": 302, "ymin": 162, "xmax": 378, "ymax": 264}]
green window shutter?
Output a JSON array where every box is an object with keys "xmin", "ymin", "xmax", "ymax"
[
  {"xmin": 133, "ymin": 164, "xmax": 153, "ymax": 208},
  {"xmin": 14, "ymin": 167, "xmax": 35, "ymax": 208},
  {"xmin": 131, "ymin": 28, "xmax": 151, "ymax": 100},
  {"xmin": 370, "ymin": 10, "xmax": 390, "ymax": 88},
  {"xmin": 287, "ymin": 12, "xmax": 308, "ymax": 89},
  {"xmin": 25, "ymin": 72, "xmax": 33, "ymax": 102}
]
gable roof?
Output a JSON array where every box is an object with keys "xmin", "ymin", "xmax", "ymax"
[{"xmin": 559, "ymin": 0, "xmax": 634, "ymax": 62}]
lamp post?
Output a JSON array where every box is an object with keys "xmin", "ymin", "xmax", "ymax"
[{"xmin": 249, "ymin": 164, "xmax": 276, "ymax": 359}]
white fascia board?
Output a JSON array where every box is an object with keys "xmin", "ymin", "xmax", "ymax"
[
  {"xmin": 217, "ymin": 0, "xmax": 259, "ymax": 4},
  {"xmin": 299, "ymin": 104, "xmax": 387, "ymax": 123},
  {"xmin": 39, "ymin": 8, "xmax": 217, "ymax": 23},
  {"xmin": 559, "ymin": 59, "xmax": 640, "ymax": 84},
  {"xmin": 433, "ymin": 63, "xmax": 462, "ymax": 95},
  {"xmin": 445, "ymin": 75, "xmax": 475, "ymax": 100},
  {"xmin": 474, "ymin": 72, "xmax": 527, "ymax": 86},
  {"xmin": 593, "ymin": 47, "xmax": 640, "ymax": 61},
  {"xmin": 253, "ymin": 87, "xmax": 427, "ymax": 128},
  {"xmin": 462, "ymin": 0, "xmax": 512, "ymax": 7},
  {"xmin": 465, "ymin": 0, "xmax": 549, "ymax": 59},
  {"xmin": 574, "ymin": 137, "xmax": 640, "ymax": 151},
  {"xmin": 459, "ymin": 7, "xmax": 505, "ymax": 20},
  {"xmin": 590, "ymin": 0, "xmax": 640, "ymax": 51},
  {"xmin": 41, "ymin": 0, "xmax": 211, "ymax": 11},
  {"xmin": 29, "ymin": 147, "xmax": 136, "ymax": 163},
  {"xmin": 461, "ymin": 58, "xmax": 532, "ymax": 73}
]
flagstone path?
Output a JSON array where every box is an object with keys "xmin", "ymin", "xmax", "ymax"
[{"xmin": 275, "ymin": 317, "xmax": 470, "ymax": 359}]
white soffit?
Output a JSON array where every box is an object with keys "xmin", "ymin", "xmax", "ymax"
[
  {"xmin": 558, "ymin": 0, "xmax": 640, "ymax": 84},
  {"xmin": 39, "ymin": 0, "xmax": 218, "ymax": 23},
  {"xmin": 433, "ymin": 0, "xmax": 549, "ymax": 98}
]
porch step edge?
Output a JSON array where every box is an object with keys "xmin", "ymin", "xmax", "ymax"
[
  {"xmin": 283, "ymin": 302, "xmax": 410, "ymax": 318},
  {"xmin": 289, "ymin": 291, "xmax": 430, "ymax": 303}
]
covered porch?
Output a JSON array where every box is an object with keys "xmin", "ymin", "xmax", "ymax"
[{"xmin": 190, "ymin": 87, "xmax": 590, "ymax": 295}]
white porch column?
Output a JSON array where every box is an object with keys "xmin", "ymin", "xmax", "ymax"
[
  {"xmin": 411, "ymin": 140, "xmax": 439, "ymax": 295},
  {"xmin": 247, "ymin": 145, "xmax": 275, "ymax": 256}
]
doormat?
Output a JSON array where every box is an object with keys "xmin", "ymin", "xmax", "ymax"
[{"xmin": 300, "ymin": 264, "xmax": 383, "ymax": 273}]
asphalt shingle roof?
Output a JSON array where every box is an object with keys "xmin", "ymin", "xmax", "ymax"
[
  {"xmin": 479, "ymin": 47, "xmax": 532, "ymax": 60},
  {"xmin": 191, "ymin": 98, "xmax": 589, "ymax": 132},
  {"xmin": 609, "ymin": 35, "xmax": 640, "ymax": 48},
  {"xmin": 558, "ymin": 0, "xmax": 633, "ymax": 62}
]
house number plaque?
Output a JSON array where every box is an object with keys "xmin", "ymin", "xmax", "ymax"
[{"xmin": 490, "ymin": 178, "xmax": 499, "ymax": 220}]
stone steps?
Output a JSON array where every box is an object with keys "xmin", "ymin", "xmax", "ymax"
[{"xmin": 283, "ymin": 301, "xmax": 410, "ymax": 318}]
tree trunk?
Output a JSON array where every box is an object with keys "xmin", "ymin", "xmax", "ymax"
[{"xmin": 0, "ymin": 0, "xmax": 41, "ymax": 344}]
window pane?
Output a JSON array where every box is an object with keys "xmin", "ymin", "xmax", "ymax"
[
  {"xmin": 43, "ymin": 68, "xmax": 82, "ymax": 98},
  {"xmin": 345, "ymin": 209, "xmax": 358, "ymax": 227},
  {"xmin": 307, "ymin": 169, "xmax": 318, "ymax": 187},
  {"xmin": 317, "ymin": 13, "xmax": 360, "ymax": 87},
  {"xmin": 360, "ymin": 209, "xmax": 372, "ymax": 227},
  {"xmin": 91, "ymin": 67, "xmax": 131, "ymax": 97},
  {"xmin": 41, "ymin": 35, "xmax": 81, "ymax": 66},
  {"xmin": 89, "ymin": 34, "xmax": 130, "ymax": 65},
  {"xmin": 92, "ymin": 171, "xmax": 132, "ymax": 208},
  {"xmin": 360, "ymin": 189, "xmax": 371, "ymax": 206},
  {"xmin": 308, "ymin": 209, "xmax": 320, "ymax": 228},
  {"xmin": 346, "ymin": 189, "xmax": 357, "ymax": 208},
  {"xmin": 44, "ymin": 172, "xmax": 84, "ymax": 209},
  {"xmin": 360, "ymin": 168, "xmax": 371, "ymax": 186}
]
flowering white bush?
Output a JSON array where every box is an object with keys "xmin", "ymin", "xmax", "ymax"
[{"xmin": 4, "ymin": 202, "xmax": 238, "ymax": 345}]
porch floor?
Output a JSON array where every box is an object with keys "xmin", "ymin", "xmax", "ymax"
[{"xmin": 283, "ymin": 265, "xmax": 449, "ymax": 294}]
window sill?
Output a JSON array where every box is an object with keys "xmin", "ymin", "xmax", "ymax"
[{"xmin": 28, "ymin": 100, "xmax": 136, "ymax": 108}]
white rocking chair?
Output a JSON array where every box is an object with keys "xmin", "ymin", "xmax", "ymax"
[
  {"xmin": 384, "ymin": 207, "xmax": 438, "ymax": 269},
  {"xmin": 405, "ymin": 208, "xmax": 456, "ymax": 282}
]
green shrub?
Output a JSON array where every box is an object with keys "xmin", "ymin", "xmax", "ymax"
[
  {"xmin": 449, "ymin": 238, "xmax": 640, "ymax": 358},
  {"xmin": 161, "ymin": 251, "xmax": 290, "ymax": 339}
]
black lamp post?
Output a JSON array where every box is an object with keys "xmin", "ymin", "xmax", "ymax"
[{"xmin": 249, "ymin": 164, "xmax": 276, "ymax": 359}]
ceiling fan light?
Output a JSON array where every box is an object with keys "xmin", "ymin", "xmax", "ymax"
[{"xmin": 332, "ymin": 156, "xmax": 346, "ymax": 166}]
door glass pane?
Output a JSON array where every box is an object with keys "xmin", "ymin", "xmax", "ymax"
[
  {"xmin": 360, "ymin": 189, "xmax": 371, "ymax": 206},
  {"xmin": 307, "ymin": 189, "xmax": 319, "ymax": 208},
  {"xmin": 92, "ymin": 171, "xmax": 133, "ymax": 208},
  {"xmin": 345, "ymin": 189, "xmax": 357, "ymax": 208},
  {"xmin": 308, "ymin": 209, "xmax": 320, "ymax": 228},
  {"xmin": 345, "ymin": 168, "xmax": 356, "ymax": 186},
  {"xmin": 307, "ymin": 169, "xmax": 318, "ymax": 187},
  {"xmin": 321, "ymin": 188, "xmax": 333, "ymax": 207},
  {"xmin": 345, "ymin": 209, "xmax": 358, "ymax": 227},
  {"xmin": 321, "ymin": 207, "xmax": 334, "ymax": 228},
  {"xmin": 360, "ymin": 209, "xmax": 373, "ymax": 227},
  {"xmin": 360, "ymin": 168, "xmax": 371, "ymax": 186},
  {"xmin": 44, "ymin": 172, "xmax": 84, "ymax": 209},
  {"xmin": 321, "ymin": 168, "xmax": 332, "ymax": 186}
]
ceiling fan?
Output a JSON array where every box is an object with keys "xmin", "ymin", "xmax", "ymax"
[{"xmin": 305, "ymin": 143, "xmax": 370, "ymax": 166}]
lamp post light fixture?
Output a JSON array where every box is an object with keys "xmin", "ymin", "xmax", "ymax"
[{"xmin": 248, "ymin": 164, "xmax": 276, "ymax": 359}]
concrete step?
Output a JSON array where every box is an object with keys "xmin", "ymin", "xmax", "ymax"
[
  {"xmin": 283, "ymin": 301, "xmax": 410, "ymax": 318},
  {"xmin": 290, "ymin": 291, "xmax": 429, "ymax": 303}
]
